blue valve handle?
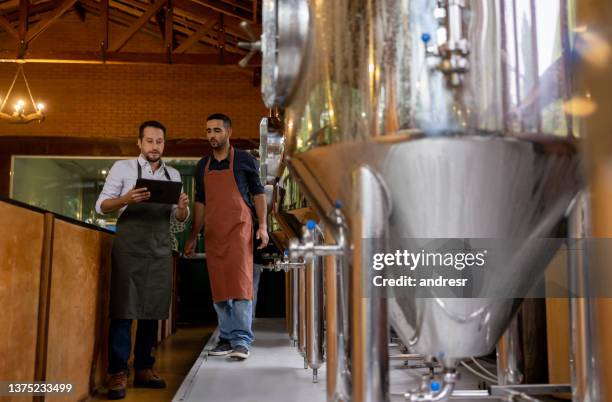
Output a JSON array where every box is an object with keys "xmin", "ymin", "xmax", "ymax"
[
  {"xmin": 421, "ymin": 33, "xmax": 432, "ymax": 43},
  {"xmin": 430, "ymin": 381, "xmax": 441, "ymax": 392},
  {"xmin": 306, "ymin": 220, "xmax": 317, "ymax": 230},
  {"xmin": 284, "ymin": 250, "xmax": 289, "ymax": 257},
  {"xmin": 335, "ymin": 200, "xmax": 343, "ymax": 209}
]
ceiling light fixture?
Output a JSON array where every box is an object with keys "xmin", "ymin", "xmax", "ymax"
[{"xmin": 0, "ymin": 64, "xmax": 45, "ymax": 124}]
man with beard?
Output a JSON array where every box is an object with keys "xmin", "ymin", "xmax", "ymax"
[
  {"xmin": 184, "ymin": 113, "xmax": 268, "ymax": 360},
  {"xmin": 95, "ymin": 120, "xmax": 190, "ymax": 400}
]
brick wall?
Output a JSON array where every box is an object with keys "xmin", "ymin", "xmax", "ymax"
[{"xmin": 0, "ymin": 12, "xmax": 267, "ymax": 140}]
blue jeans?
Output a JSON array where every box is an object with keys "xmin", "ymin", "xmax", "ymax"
[{"xmin": 214, "ymin": 299, "xmax": 254, "ymax": 349}]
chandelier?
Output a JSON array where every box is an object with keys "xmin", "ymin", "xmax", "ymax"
[{"xmin": 0, "ymin": 64, "xmax": 45, "ymax": 124}]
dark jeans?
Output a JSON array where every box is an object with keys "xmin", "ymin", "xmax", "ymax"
[{"xmin": 108, "ymin": 319, "xmax": 158, "ymax": 374}]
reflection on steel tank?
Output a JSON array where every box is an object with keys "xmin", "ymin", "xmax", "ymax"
[{"xmin": 258, "ymin": 0, "xmax": 582, "ymax": 400}]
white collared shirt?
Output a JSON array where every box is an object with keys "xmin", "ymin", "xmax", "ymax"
[{"xmin": 95, "ymin": 155, "xmax": 189, "ymax": 222}]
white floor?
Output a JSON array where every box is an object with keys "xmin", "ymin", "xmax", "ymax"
[
  {"xmin": 173, "ymin": 318, "xmax": 503, "ymax": 402},
  {"xmin": 173, "ymin": 319, "xmax": 326, "ymax": 402}
]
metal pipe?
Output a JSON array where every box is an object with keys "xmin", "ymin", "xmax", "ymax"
[
  {"xmin": 324, "ymin": 231, "xmax": 339, "ymax": 400},
  {"xmin": 287, "ymin": 203, "xmax": 350, "ymax": 399},
  {"xmin": 496, "ymin": 315, "xmax": 524, "ymax": 385},
  {"xmin": 404, "ymin": 370, "xmax": 459, "ymax": 402},
  {"xmin": 288, "ymin": 206, "xmax": 347, "ymax": 261},
  {"xmin": 290, "ymin": 269, "xmax": 299, "ymax": 346},
  {"xmin": 298, "ymin": 266, "xmax": 307, "ymax": 364},
  {"xmin": 568, "ymin": 192, "xmax": 597, "ymax": 402},
  {"xmin": 351, "ymin": 165, "xmax": 390, "ymax": 402},
  {"xmin": 306, "ymin": 226, "xmax": 325, "ymax": 383},
  {"xmin": 333, "ymin": 253, "xmax": 352, "ymax": 401}
]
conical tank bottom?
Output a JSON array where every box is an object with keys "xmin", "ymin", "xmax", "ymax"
[{"xmin": 289, "ymin": 134, "xmax": 581, "ymax": 367}]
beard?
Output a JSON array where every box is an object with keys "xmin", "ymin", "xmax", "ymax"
[
  {"xmin": 210, "ymin": 138, "xmax": 228, "ymax": 149},
  {"xmin": 145, "ymin": 152, "xmax": 161, "ymax": 162}
]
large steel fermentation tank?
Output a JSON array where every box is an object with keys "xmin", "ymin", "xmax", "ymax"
[{"xmin": 254, "ymin": 0, "xmax": 582, "ymax": 400}]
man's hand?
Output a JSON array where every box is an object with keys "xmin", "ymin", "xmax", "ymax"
[
  {"xmin": 177, "ymin": 192, "xmax": 189, "ymax": 211},
  {"xmin": 122, "ymin": 187, "xmax": 150, "ymax": 205},
  {"xmin": 176, "ymin": 192, "xmax": 190, "ymax": 222},
  {"xmin": 256, "ymin": 226, "xmax": 269, "ymax": 249},
  {"xmin": 184, "ymin": 235, "xmax": 197, "ymax": 257}
]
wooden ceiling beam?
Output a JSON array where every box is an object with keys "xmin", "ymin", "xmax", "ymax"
[
  {"xmin": 26, "ymin": 0, "xmax": 78, "ymax": 43},
  {"xmin": 83, "ymin": 0, "xmax": 245, "ymax": 54},
  {"xmin": 18, "ymin": 0, "xmax": 28, "ymax": 56},
  {"xmin": 110, "ymin": 0, "xmax": 245, "ymax": 53},
  {"xmin": 164, "ymin": 0, "xmax": 173, "ymax": 54},
  {"xmin": 217, "ymin": 0, "xmax": 252, "ymax": 13},
  {"xmin": 19, "ymin": 0, "xmax": 28, "ymax": 40},
  {"xmin": 81, "ymin": 0, "xmax": 161, "ymax": 37},
  {"xmin": 109, "ymin": 0, "xmax": 165, "ymax": 52},
  {"xmin": 0, "ymin": 11, "xmax": 20, "ymax": 40},
  {"xmin": 112, "ymin": 0, "xmax": 250, "ymax": 40},
  {"xmin": 173, "ymin": 19, "xmax": 244, "ymax": 53},
  {"xmin": 1, "ymin": 1, "xmax": 52, "ymax": 24},
  {"xmin": 172, "ymin": 0, "xmax": 254, "ymax": 37},
  {"xmin": 74, "ymin": 1, "xmax": 87, "ymax": 21},
  {"xmin": 191, "ymin": 0, "xmax": 249, "ymax": 20},
  {"xmin": 0, "ymin": 49, "xmax": 245, "ymax": 64},
  {"xmin": 100, "ymin": 0, "xmax": 108, "ymax": 50},
  {"xmin": 173, "ymin": 14, "xmax": 215, "ymax": 53},
  {"xmin": 0, "ymin": 1, "xmax": 20, "ymax": 12}
]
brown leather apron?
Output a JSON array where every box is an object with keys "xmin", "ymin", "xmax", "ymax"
[{"xmin": 204, "ymin": 147, "xmax": 253, "ymax": 303}]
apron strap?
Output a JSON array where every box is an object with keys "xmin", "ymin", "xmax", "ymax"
[
  {"xmin": 138, "ymin": 158, "xmax": 172, "ymax": 181},
  {"xmin": 204, "ymin": 147, "xmax": 234, "ymax": 174},
  {"xmin": 204, "ymin": 155, "xmax": 211, "ymax": 175}
]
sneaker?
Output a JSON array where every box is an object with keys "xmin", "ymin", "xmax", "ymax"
[
  {"xmin": 107, "ymin": 371, "xmax": 127, "ymax": 400},
  {"xmin": 134, "ymin": 369, "xmax": 166, "ymax": 389},
  {"xmin": 209, "ymin": 341, "xmax": 233, "ymax": 356},
  {"xmin": 228, "ymin": 345, "xmax": 250, "ymax": 360}
]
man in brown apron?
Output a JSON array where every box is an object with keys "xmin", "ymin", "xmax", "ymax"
[
  {"xmin": 96, "ymin": 121, "xmax": 189, "ymax": 400},
  {"xmin": 185, "ymin": 113, "xmax": 269, "ymax": 360}
]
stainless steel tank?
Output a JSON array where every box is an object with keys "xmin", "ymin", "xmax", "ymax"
[{"xmin": 255, "ymin": 0, "xmax": 582, "ymax": 400}]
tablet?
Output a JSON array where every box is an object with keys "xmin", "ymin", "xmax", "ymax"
[{"xmin": 135, "ymin": 178, "xmax": 182, "ymax": 204}]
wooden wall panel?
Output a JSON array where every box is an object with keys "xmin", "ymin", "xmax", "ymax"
[
  {"xmin": 546, "ymin": 298, "xmax": 571, "ymax": 383},
  {"xmin": 45, "ymin": 220, "xmax": 108, "ymax": 401},
  {"xmin": 0, "ymin": 201, "xmax": 45, "ymax": 402},
  {"xmin": 92, "ymin": 232, "xmax": 113, "ymax": 395},
  {"xmin": 545, "ymin": 247, "xmax": 571, "ymax": 389}
]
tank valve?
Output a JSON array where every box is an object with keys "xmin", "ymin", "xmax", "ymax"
[
  {"xmin": 288, "ymin": 202, "xmax": 348, "ymax": 261},
  {"xmin": 404, "ymin": 370, "xmax": 459, "ymax": 402},
  {"xmin": 274, "ymin": 250, "xmax": 306, "ymax": 271},
  {"xmin": 423, "ymin": 0, "xmax": 470, "ymax": 87}
]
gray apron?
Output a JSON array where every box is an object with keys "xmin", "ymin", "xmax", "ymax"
[{"xmin": 110, "ymin": 163, "xmax": 174, "ymax": 320}]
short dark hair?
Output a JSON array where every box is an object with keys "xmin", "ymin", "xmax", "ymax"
[
  {"xmin": 206, "ymin": 113, "xmax": 232, "ymax": 129},
  {"xmin": 139, "ymin": 120, "xmax": 166, "ymax": 139}
]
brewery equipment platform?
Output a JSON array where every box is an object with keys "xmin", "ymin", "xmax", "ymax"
[
  {"xmin": 172, "ymin": 318, "xmax": 500, "ymax": 402},
  {"xmin": 173, "ymin": 319, "xmax": 327, "ymax": 402}
]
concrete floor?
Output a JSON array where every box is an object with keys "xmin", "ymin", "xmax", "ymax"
[{"xmin": 173, "ymin": 319, "xmax": 326, "ymax": 402}]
